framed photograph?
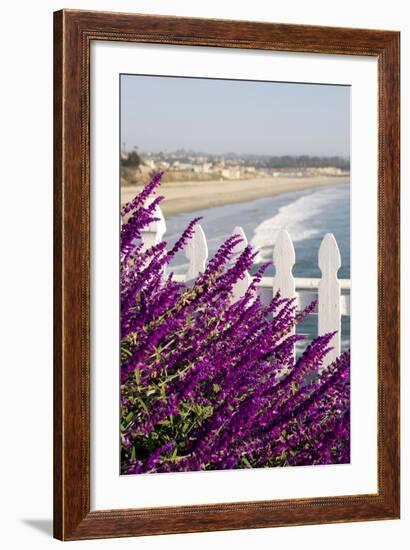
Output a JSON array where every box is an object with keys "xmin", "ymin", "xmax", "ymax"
[{"xmin": 54, "ymin": 9, "xmax": 400, "ymax": 540}]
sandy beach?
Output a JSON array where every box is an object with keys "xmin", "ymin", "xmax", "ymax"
[{"xmin": 121, "ymin": 175, "xmax": 349, "ymax": 217}]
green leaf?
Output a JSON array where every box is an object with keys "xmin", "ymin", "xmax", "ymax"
[
  {"xmin": 121, "ymin": 347, "xmax": 133, "ymax": 357},
  {"xmin": 280, "ymin": 450, "xmax": 288, "ymax": 462},
  {"xmin": 159, "ymin": 384, "xmax": 167, "ymax": 403},
  {"xmin": 154, "ymin": 346, "xmax": 163, "ymax": 362},
  {"xmin": 242, "ymin": 456, "xmax": 253, "ymax": 468},
  {"xmin": 291, "ymin": 382, "xmax": 298, "ymax": 394},
  {"xmin": 136, "ymin": 397, "xmax": 148, "ymax": 414}
]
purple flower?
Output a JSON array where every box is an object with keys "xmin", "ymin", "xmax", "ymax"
[{"xmin": 120, "ymin": 174, "xmax": 350, "ymax": 474}]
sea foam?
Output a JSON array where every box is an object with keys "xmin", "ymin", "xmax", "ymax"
[{"xmin": 251, "ymin": 185, "xmax": 346, "ymax": 263}]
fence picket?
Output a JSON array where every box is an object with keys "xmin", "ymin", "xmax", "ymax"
[
  {"xmin": 273, "ymin": 230, "xmax": 296, "ymax": 300},
  {"xmin": 273, "ymin": 230, "xmax": 296, "ymax": 359},
  {"xmin": 318, "ymin": 233, "xmax": 341, "ymax": 367},
  {"xmin": 185, "ymin": 224, "xmax": 208, "ymax": 281},
  {"xmin": 140, "ymin": 203, "xmax": 166, "ymax": 252},
  {"xmin": 230, "ymin": 226, "xmax": 252, "ymax": 302}
]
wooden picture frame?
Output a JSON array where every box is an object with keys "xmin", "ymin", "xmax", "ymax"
[{"xmin": 54, "ymin": 9, "xmax": 400, "ymax": 540}]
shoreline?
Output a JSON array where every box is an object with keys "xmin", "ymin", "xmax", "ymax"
[{"xmin": 121, "ymin": 175, "xmax": 349, "ymax": 217}]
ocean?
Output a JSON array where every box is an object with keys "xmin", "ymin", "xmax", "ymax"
[{"xmin": 163, "ymin": 182, "xmax": 350, "ymax": 351}]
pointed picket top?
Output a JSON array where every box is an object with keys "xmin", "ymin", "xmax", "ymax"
[
  {"xmin": 232, "ymin": 226, "xmax": 248, "ymax": 254},
  {"xmin": 318, "ymin": 233, "xmax": 341, "ymax": 368},
  {"xmin": 231, "ymin": 226, "xmax": 252, "ymax": 302},
  {"xmin": 318, "ymin": 233, "xmax": 341, "ymax": 277},
  {"xmin": 140, "ymin": 203, "xmax": 166, "ymax": 252},
  {"xmin": 185, "ymin": 223, "xmax": 208, "ymax": 281},
  {"xmin": 273, "ymin": 230, "xmax": 295, "ymax": 299}
]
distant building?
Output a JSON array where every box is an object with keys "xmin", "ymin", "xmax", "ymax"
[
  {"xmin": 145, "ymin": 159, "xmax": 156, "ymax": 169},
  {"xmin": 306, "ymin": 166, "xmax": 346, "ymax": 176},
  {"xmin": 222, "ymin": 168, "xmax": 241, "ymax": 180},
  {"xmin": 192, "ymin": 163, "xmax": 212, "ymax": 174},
  {"xmin": 272, "ymin": 170, "xmax": 303, "ymax": 177}
]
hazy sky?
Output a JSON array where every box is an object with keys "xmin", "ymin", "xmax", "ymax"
[{"xmin": 120, "ymin": 74, "xmax": 350, "ymax": 157}]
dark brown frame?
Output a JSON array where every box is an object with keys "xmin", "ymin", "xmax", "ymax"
[{"xmin": 54, "ymin": 9, "xmax": 400, "ymax": 541}]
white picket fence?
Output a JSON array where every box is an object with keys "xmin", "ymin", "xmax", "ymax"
[{"xmin": 141, "ymin": 205, "xmax": 350, "ymax": 366}]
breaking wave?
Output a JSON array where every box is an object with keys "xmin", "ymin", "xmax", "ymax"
[{"xmin": 251, "ymin": 185, "xmax": 346, "ymax": 263}]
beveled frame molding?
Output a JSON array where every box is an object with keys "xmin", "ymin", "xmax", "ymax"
[{"xmin": 53, "ymin": 9, "xmax": 400, "ymax": 541}]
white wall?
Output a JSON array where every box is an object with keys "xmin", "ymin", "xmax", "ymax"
[{"xmin": 0, "ymin": 0, "xmax": 407, "ymax": 548}]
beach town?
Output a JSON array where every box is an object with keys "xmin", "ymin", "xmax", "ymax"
[{"xmin": 121, "ymin": 149, "xmax": 350, "ymax": 216}]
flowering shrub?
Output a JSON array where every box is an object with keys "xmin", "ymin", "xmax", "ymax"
[{"xmin": 120, "ymin": 173, "xmax": 350, "ymax": 474}]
